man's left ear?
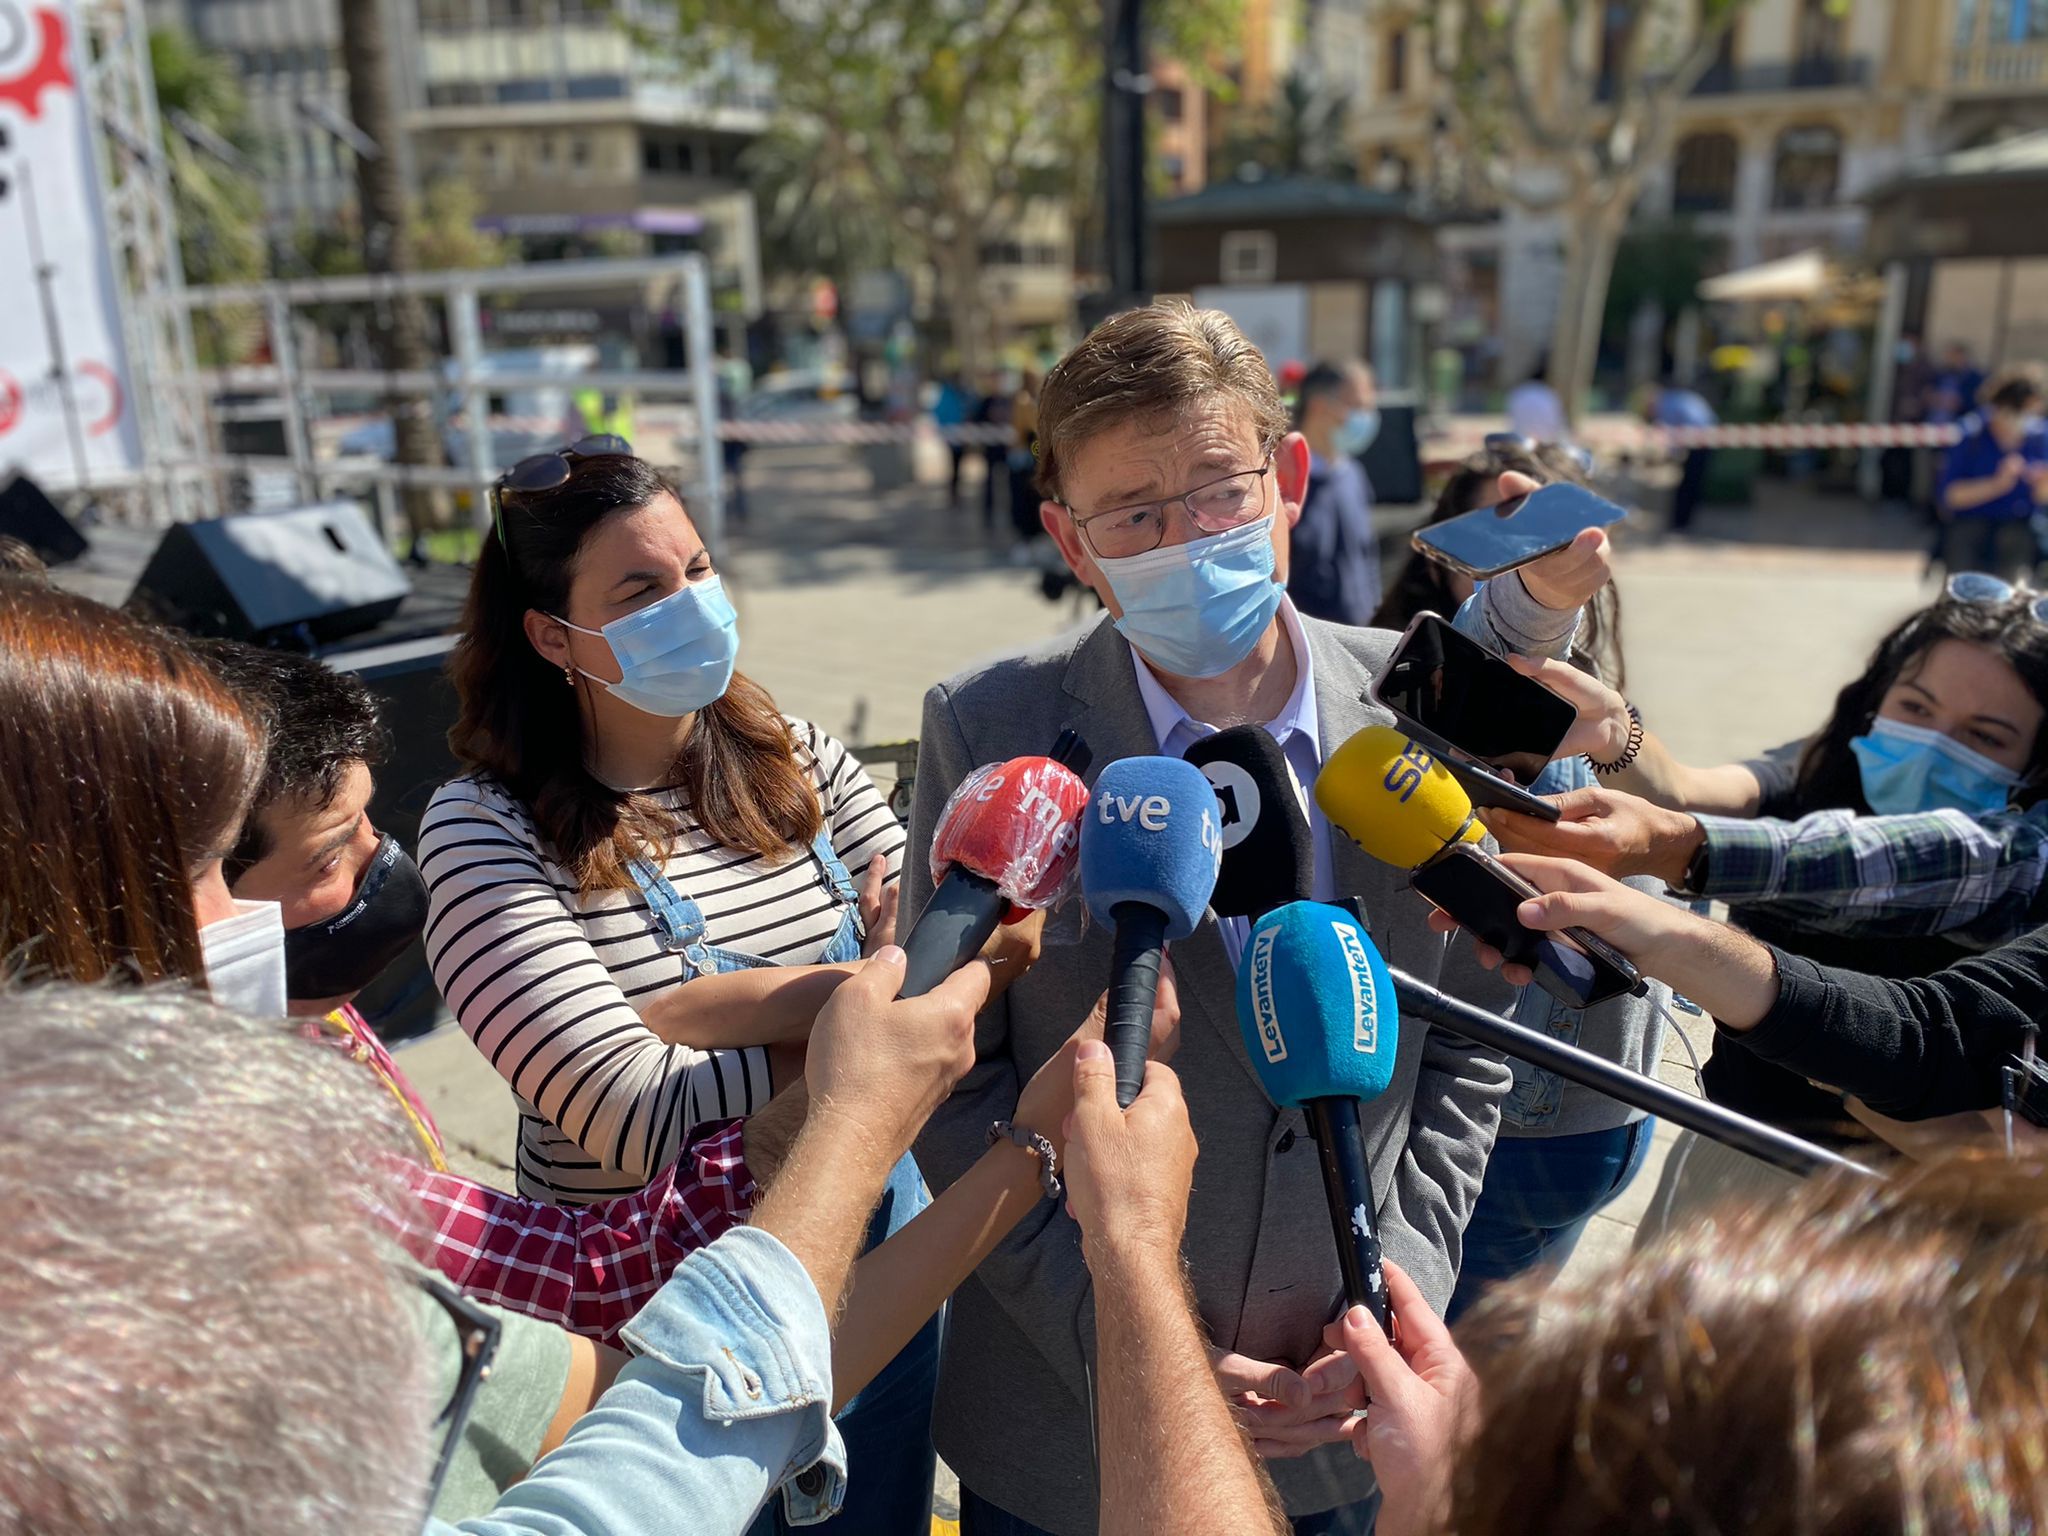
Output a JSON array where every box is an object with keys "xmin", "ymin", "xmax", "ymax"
[{"xmin": 1274, "ymin": 431, "xmax": 1310, "ymax": 528}]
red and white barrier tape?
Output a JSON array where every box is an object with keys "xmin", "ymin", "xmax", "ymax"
[{"xmin": 308, "ymin": 414, "xmax": 1969, "ymax": 453}]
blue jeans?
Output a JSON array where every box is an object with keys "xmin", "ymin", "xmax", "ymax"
[
  {"xmin": 1447, "ymin": 1118, "xmax": 1655, "ymax": 1324},
  {"xmin": 961, "ymin": 1485, "xmax": 1379, "ymax": 1534},
  {"xmin": 747, "ymin": 1152, "xmax": 940, "ymax": 1535}
]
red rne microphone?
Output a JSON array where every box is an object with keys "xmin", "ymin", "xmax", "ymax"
[{"xmin": 901, "ymin": 730, "xmax": 1092, "ymax": 998}]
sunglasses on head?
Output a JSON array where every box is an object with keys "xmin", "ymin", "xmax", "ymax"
[
  {"xmin": 1945, "ymin": 572, "xmax": 2048, "ymax": 625},
  {"xmin": 490, "ymin": 434, "xmax": 635, "ymax": 546}
]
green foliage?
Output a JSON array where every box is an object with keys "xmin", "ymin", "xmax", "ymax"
[
  {"xmin": 151, "ymin": 27, "xmax": 266, "ymax": 361},
  {"xmin": 1212, "ymin": 69, "xmax": 1357, "ymax": 184},
  {"xmin": 287, "ymin": 177, "xmax": 513, "ymax": 277},
  {"xmin": 1602, "ymin": 219, "xmax": 1707, "ymax": 335},
  {"xmin": 672, "ymin": 0, "xmax": 1244, "ymax": 294}
]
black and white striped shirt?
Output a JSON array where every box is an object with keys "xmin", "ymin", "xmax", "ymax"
[{"xmin": 419, "ymin": 718, "xmax": 904, "ymax": 1204}]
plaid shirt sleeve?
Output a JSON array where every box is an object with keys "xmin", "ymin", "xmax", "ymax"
[
  {"xmin": 407, "ymin": 1117, "xmax": 757, "ymax": 1348},
  {"xmin": 1690, "ymin": 804, "xmax": 2048, "ymax": 947}
]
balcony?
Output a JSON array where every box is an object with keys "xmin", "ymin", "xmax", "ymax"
[
  {"xmin": 1951, "ymin": 40, "xmax": 2048, "ymax": 93},
  {"xmin": 415, "ymin": 25, "xmax": 774, "ymax": 126},
  {"xmin": 1597, "ymin": 54, "xmax": 1871, "ymax": 101}
]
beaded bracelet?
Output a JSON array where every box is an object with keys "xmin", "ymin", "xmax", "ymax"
[
  {"xmin": 1587, "ymin": 703, "xmax": 1645, "ymax": 776},
  {"xmin": 987, "ymin": 1119, "xmax": 1062, "ymax": 1201}
]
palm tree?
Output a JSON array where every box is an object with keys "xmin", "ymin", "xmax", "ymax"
[{"xmin": 339, "ymin": 0, "xmax": 447, "ymax": 531}]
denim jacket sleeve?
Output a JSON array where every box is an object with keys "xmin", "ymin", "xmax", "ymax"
[
  {"xmin": 436, "ymin": 1225, "xmax": 847, "ymax": 1536},
  {"xmin": 1457, "ymin": 574, "xmax": 1582, "ymax": 661}
]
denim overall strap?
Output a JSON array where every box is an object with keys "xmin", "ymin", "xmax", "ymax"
[
  {"xmin": 626, "ymin": 856, "xmax": 717, "ymax": 976},
  {"xmin": 808, "ymin": 831, "xmax": 864, "ymax": 966}
]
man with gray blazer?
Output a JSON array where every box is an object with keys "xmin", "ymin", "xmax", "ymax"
[{"xmin": 906, "ymin": 302, "xmax": 1613, "ymax": 1536}]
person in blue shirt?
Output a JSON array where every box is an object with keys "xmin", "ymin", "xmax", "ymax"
[
  {"xmin": 1938, "ymin": 368, "xmax": 2048, "ymax": 582},
  {"xmin": 1930, "ymin": 341, "xmax": 1987, "ymax": 425},
  {"xmin": 1645, "ymin": 379, "xmax": 1718, "ymax": 533},
  {"xmin": 1286, "ymin": 360, "xmax": 1382, "ymax": 625},
  {"xmin": 932, "ymin": 371, "xmax": 975, "ymax": 511}
]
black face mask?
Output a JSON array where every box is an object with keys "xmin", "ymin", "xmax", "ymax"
[{"xmin": 284, "ymin": 833, "xmax": 430, "ymax": 1002}]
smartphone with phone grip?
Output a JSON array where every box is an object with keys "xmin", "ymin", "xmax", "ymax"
[
  {"xmin": 1411, "ymin": 481, "xmax": 1627, "ymax": 582},
  {"xmin": 1408, "ymin": 843, "xmax": 1646, "ymax": 1010}
]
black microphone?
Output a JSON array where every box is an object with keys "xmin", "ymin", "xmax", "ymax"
[
  {"xmin": 901, "ymin": 729, "xmax": 1092, "ymax": 998},
  {"xmin": 1185, "ymin": 724, "xmax": 1313, "ymax": 922},
  {"xmin": 1386, "ymin": 967, "xmax": 1877, "ymax": 1181}
]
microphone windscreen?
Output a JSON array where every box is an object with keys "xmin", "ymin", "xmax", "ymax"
[
  {"xmin": 1184, "ymin": 725, "xmax": 1314, "ymax": 922},
  {"xmin": 929, "ymin": 755, "xmax": 1091, "ymax": 909},
  {"xmin": 1235, "ymin": 900, "xmax": 1400, "ymax": 1109},
  {"xmin": 1315, "ymin": 725, "xmax": 1484, "ymax": 872},
  {"xmin": 1079, "ymin": 756, "xmax": 1224, "ymax": 940}
]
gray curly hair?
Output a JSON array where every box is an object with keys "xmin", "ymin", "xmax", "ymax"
[{"xmin": 0, "ymin": 985, "xmax": 435, "ymax": 1536}]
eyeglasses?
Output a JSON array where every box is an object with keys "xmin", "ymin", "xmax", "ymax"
[
  {"xmin": 490, "ymin": 433, "xmax": 635, "ymax": 546},
  {"xmin": 1068, "ymin": 459, "xmax": 1274, "ymax": 560},
  {"xmin": 1945, "ymin": 571, "xmax": 2048, "ymax": 624},
  {"xmin": 419, "ymin": 1273, "xmax": 502, "ymax": 1522}
]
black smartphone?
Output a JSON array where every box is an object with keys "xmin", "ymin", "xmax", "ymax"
[
  {"xmin": 1408, "ymin": 844, "xmax": 1645, "ymax": 1010},
  {"xmin": 1411, "ymin": 482, "xmax": 1627, "ymax": 582},
  {"xmin": 1373, "ymin": 612, "xmax": 1578, "ymax": 790}
]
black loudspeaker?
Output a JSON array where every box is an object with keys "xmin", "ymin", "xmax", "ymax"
[
  {"xmin": 127, "ymin": 501, "xmax": 410, "ymax": 647},
  {"xmin": 0, "ymin": 472, "xmax": 88, "ymax": 565},
  {"xmin": 329, "ymin": 631, "xmax": 461, "ymax": 1044},
  {"xmin": 1360, "ymin": 404, "xmax": 1423, "ymax": 506}
]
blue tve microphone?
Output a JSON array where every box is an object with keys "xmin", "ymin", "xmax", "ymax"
[
  {"xmin": 1236, "ymin": 900, "xmax": 1399, "ymax": 1329},
  {"xmin": 1081, "ymin": 756, "xmax": 1224, "ymax": 1106}
]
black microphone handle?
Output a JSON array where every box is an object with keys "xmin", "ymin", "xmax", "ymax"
[
  {"xmin": 900, "ymin": 867, "xmax": 1007, "ymax": 999},
  {"xmin": 1304, "ymin": 1097, "xmax": 1390, "ymax": 1332},
  {"xmin": 1106, "ymin": 902, "xmax": 1170, "ymax": 1107},
  {"xmin": 1387, "ymin": 967, "xmax": 1877, "ymax": 1182}
]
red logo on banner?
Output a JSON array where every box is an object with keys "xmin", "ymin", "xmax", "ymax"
[
  {"xmin": 77, "ymin": 358, "xmax": 120, "ymax": 435},
  {"xmin": 0, "ymin": 5, "xmax": 73, "ymax": 120},
  {"xmin": 0, "ymin": 371, "xmax": 20, "ymax": 435}
]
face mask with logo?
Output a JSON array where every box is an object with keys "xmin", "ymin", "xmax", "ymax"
[
  {"xmin": 552, "ymin": 574, "xmax": 740, "ymax": 718},
  {"xmin": 285, "ymin": 834, "xmax": 430, "ymax": 1003},
  {"xmin": 200, "ymin": 899, "xmax": 288, "ymax": 1020},
  {"xmin": 1334, "ymin": 407, "xmax": 1381, "ymax": 457},
  {"xmin": 1096, "ymin": 517, "xmax": 1284, "ymax": 679},
  {"xmin": 1849, "ymin": 715, "xmax": 2022, "ymax": 817}
]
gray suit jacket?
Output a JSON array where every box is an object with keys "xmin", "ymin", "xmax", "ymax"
[{"xmin": 907, "ymin": 611, "xmax": 1514, "ymax": 1535}]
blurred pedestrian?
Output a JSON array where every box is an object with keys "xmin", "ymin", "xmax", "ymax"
[
  {"xmin": 1645, "ymin": 378, "xmax": 1718, "ymax": 533},
  {"xmin": 1007, "ymin": 370, "xmax": 1043, "ymax": 554},
  {"xmin": 1938, "ymin": 366, "xmax": 2048, "ymax": 581},
  {"xmin": 972, "ymin": 369, "xmax": 1012, "ymax": 534},
  {"xmin": 1882, "ymin": 331, "xmax": 1936, "ymax": 510},
  {"xmin": 1931, "ymin": 340, "xmax": 1987, "ymax": 425},
  {"xmin": 1288, "ymin": 360, "xmax": 1382, "ymax": 625},
  {"xmin": 717, "ymin": 346, "xmax": 754, "ymax": 525},
  {"xmin": 1505, "ymin": 358, "xmax": 1568, "ymax": 444},
  {"xmin": 932, "ymin": 369, "xmax": 974, "ymax": 510}
]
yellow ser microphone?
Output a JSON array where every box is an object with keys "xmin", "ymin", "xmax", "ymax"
[{"xmin": 1315, "ymin": 725, "xmax": 1485, "ymax": 871}]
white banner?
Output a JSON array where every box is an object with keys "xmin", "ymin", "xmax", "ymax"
[{"xmin": 0, "ymin": 0, "xmax": 141, "ymax": 485}]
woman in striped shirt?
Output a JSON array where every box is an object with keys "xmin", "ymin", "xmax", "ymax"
[{"xmin": 419, "ymin": 443, "xmax": 930, "ymax": 1535}]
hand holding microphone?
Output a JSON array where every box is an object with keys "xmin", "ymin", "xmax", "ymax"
[
  {"xmin": 1236, "ymin": 899, "xmax": 1400, "ymax": 1330},
  {"xmin": 904, "ymin": 734, "xmax": 1091, "ymax": 999},
  {"xmin": 1079, "ymin": 757, "xmax": 1223, "ymax": 1106},
  {"xmin": 1316, "ymin": 725, "xmax": 1645, "ymax": 1009}
]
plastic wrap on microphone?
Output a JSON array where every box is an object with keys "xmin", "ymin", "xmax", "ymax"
[
  {"xmin": 928, "ymin": 755, "xmax": 1091, "ymax": 910},
  {"xmin": 1234, "ymin": 899, "xmax": 1401, "ymax": 1109}
]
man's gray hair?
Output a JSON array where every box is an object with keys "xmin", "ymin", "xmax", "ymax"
[{"xmin": 0, "ymin": 985, "xmax": 436, "ymax": 1536}]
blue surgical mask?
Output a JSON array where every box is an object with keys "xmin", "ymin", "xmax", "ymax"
[
  {"xmin": 1334, "ymin": 407, "xmax": 1381, "ymax": 457},
  {"xmin": 1848, "ymin": 715, "xmax": 2021, "ymax": 817},
  {"xmin": 1097, "ymin": 517, "xmax": 1284, "ymax": 679},
  {"xmin": 553, "ymin": 574, "xmax": 740, "ymax": 717}
]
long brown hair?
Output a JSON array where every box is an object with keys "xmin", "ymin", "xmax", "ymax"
[
  {"xmin": 1371, "ymin": 441, "xmax": 1628, "ymax": 691},
  {"xmin": 1448, "ymin": 1153, "xmax": 2048, "ymax": 1536},
  {"xmin": 447, "ymin": 453, "xmax": 820, "ymax": 891},
  {"xmin": 0, "ymin": 584, "xmax": 265, "ymax": 984}
]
